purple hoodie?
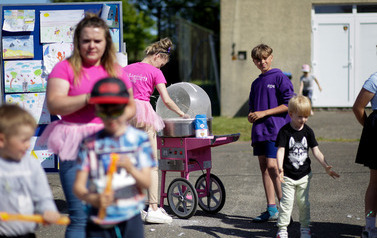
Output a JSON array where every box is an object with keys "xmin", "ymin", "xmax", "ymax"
[{"xmin": 248, "ymin": 68, "xmax": 294, "ymax": 145}]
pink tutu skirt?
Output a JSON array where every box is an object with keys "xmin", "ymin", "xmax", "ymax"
[
  {"xmin": 130, "ymin": 99, "xmax": 165, "ymax": 132},
  {"xmin": 38, "ymin": 120, "xmax": 103, "ymax": 161}
]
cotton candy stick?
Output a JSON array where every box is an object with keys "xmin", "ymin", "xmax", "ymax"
[
  {"xmin": 97, "ymin": 153, "xmax": 119, "ymax": 220},
  {"xmin": 0, "ymin": 212, "xmax": 70, "ymax": 225}
]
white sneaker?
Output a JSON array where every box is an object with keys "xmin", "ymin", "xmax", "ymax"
[
  {"xmin": 300, "ymin": 228, "xmax": 311, "ymax": 238},
  {"xmin": 276, "ymin": 230, "xmax": 288, "ymax": 238},
  {"xmin": 145, "ymin": 207, "xmax": 173, "ymax": 224},
  {"xmin": 140, "ymin": 209, "xmax": 147, "ymax": 222}
]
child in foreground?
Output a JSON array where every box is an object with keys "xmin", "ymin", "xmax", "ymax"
[
  {"xmin": 275, "ymin": 95, "xmax": 339, "ymax": 238},
  {"xmin": 0, "ymin": 104, "xmax": 61, "ymax": 237},
  {"xmin": 73, "ymin": 77, "xmax": 155, "ymax": 238}
]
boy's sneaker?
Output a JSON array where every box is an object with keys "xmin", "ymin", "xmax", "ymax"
[
  {"xmin": 300, "ymin": 228, "xmax": 311, "ymax": 238},
  {"xmin": 362, "ymin": 227, "xmax": 377, "ymax": 238},
  {"xmin": 145, "ymin": 207, "xmax": 173, "ymax": 224},
  {"xmin": 253, "ymin": 210, "xmax": 279, "ymax": 222},
  {"xmin": 276, "ymin": 230, "xmax": 288, "ymax": 238}
]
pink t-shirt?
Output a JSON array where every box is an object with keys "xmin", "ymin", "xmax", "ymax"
[
  {"xmin": 48, "ymin": 60, "xmax": 132, "ymax": 123},
  {"xmin": 123, "ymin": 62, "xmax": 167, "ymax": 101}
]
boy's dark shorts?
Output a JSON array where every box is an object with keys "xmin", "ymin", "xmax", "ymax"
[{"xmin": 253, "ymin": 140, "xmax": 278, "ymax": 158}]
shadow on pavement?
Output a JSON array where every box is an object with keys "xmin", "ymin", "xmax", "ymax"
[{"xmin": 174, "ymin": 211, "xmax": 362, "ymax": 237}]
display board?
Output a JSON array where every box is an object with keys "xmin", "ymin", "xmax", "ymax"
[{"xmin": 0, "ymin": 2, "xmax": 123, "ymax": 171}]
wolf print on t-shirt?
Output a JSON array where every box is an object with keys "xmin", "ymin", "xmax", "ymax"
[{"xmin": 288, "ymin": 137, "xmax": 308, "ymax": 169}]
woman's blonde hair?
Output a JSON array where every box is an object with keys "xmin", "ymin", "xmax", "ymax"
[
  {"xmin": 0, "ymin": 105, "xmax": 36, "ymax": 137},
  {"xmin": 69, "ymin": 13, "xmax": 118, "ymax": 85},
  {"xmin": 288, "ymin": 95, "xmax": 312, "ymax": 117},
  {"xmin": 144, "ymin": 37, "xmax": 173, "ymax": 60}
]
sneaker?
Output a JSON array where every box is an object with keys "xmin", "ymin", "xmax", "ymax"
[
  {"xmin": 140, "ymin": 209, "xmax": 147, "ymax": 222},
  {"xmin": 253, "ymin": 210, "xmax": 279, "ymax": 222},
  {"xmin": 362, "ymin": 227, "xmax": 377, "ymax": 238},
  {"xmin": 276, "ymin": 230, "xmax": 288, "ymax": 238},
  {"xmin": 300, "ymin": 228, "xmax": 311, "ymax": 238},
  {"xmin": 145, "ymin": 207, "xmax": 173, "ymax": 224}
]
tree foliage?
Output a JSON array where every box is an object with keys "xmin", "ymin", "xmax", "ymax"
[
  {"xmin": 52, "ymin": 0, "xmax": 155, "ymax": 61},
  {"xmin": 130, "ymin": 0, "xmax": 220, "ymax": 37}
]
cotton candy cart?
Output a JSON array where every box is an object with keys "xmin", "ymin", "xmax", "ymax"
[{"xmin": 157, "ymin": 133, "xmax": 240, "ymax": 219}]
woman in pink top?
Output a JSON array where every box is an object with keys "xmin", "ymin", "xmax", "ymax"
[
  {"xmin": 41, "ymin": 14, "xmax": 135, "ymax": 238},
  {"xmin": 124, "ymin": 38, "xmax": 188, "ymax": 224}
]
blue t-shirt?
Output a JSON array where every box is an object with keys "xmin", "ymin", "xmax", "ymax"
[
  {"xmin": 77, "ymin": 126, "xmax": 156, "ymax": 224},
  {"xmin": 363, "ymin": 72, "xmax": 377, "ymax": 110}
]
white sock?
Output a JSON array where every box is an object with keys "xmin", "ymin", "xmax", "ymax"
[{"xmin": 366, "ymin": 216, "xmax": 376, "ymax": 230}]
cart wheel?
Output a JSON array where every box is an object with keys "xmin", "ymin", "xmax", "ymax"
[
  {"xmin": 195, "ymin": 173, "xmax": 226, "ymax": 214},
  {"xmin": 167, "ymin": 178, "xmax": 198, "ymax": 219}
]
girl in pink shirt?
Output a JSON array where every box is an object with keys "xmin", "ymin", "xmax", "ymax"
[{"xmin": 124, "ymin": 38, "xmax": 188, "ymax": 224}]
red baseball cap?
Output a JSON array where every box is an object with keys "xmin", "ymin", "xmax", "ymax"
[{"xmin": 89, "ymin": 77, "xmax": 129, "ymax": 104}]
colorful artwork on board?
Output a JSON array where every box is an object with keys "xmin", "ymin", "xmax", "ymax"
[
  {"xmin": 110, "ymin": 28, "xmax": 120, "ymax": 52},
  {"xmin": 28, "ymin": 137, "xmax": 55, "ymax": 169},
  {"xmin": 4, "ymin": 60, "xmax": 47, "ymax": 93},
  {"xmin": 40, "ymin": 10, "xmax": 84, "ymax": 43},
  {"xmin": 43, "ymin": 43, "xmax": 73, "ymax": 74},
  {"xmin": 2, "ymin": 35, "xmax": 34, "ymax": 59},
  {"xmin": 3, "ymin": 9, "xmax": 35, "ymax": 32},
  {"xmin": 101, "ymin": 4, "xmax": 119, "ymax": 28},
  {"xmin": 5, "ymin": 93, "xmax": 50, "ymax": 124}
]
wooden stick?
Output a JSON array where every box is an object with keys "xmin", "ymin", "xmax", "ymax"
[
  {"xmin": 0, "ymin": 212, "xmax": 70, "ymax": 225},
  {"xmin": 97, "ymin": 153, "xmax": 119, "ymax": 220}
]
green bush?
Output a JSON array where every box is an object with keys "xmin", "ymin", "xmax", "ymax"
[{"xmin": 212, "ymin": 117, "xmax": 251, "ymax": 141}]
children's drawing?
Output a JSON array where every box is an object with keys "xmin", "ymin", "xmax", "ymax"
[
  {"xmin": 5, "ymin": 93, "xmax": 51, "ymax": 124},
  {"xmin": 4, "ymin": 60, "xmax": 47, "ymax": 93},
  {"xmin": 2, "ymin": 35, "xmax": 34, "ymax": 59},
  {"xmin": 101, "ymin": 4, "xmax": 119, "ymax": 28},
  {"xmin": 43, "ymin": 43, "xmax": 73, "ymax": 74},
  {"xmin": 110, "ymin": 28, "xmax": 120, "ymax": 52},
  {"xmin": 40, "ymin": 10, "xmax": 84, "ymax": 43},
  {"xmin": 3, "ymin": 9, "xmax": 35, "ymax": 32},
  {"xmin": 28, "ymin": 137, "xmax": 55, "ymax": 169}
]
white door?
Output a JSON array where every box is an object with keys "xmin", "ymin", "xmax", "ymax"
[
  {"xmin": 313, "ymin": 11, "xmax": 377, "ymax": 107},
  {"xmin": 312, "ymin": 15, "xmax": 354, "ymax": 107},
  {"xmin": 355, "ymin": 16, "xmax": 377, "ymax": 97}
]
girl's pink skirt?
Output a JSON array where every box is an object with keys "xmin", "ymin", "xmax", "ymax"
[
  {"xmin": 38, "ymin": 120, "xmax": 103, "ymax": 161},
  {"xmin": 130, "ymin": 99, "xmax": 165, "ymax": 132}
]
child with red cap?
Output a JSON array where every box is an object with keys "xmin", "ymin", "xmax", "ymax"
[{"xmin": 73, "ymin": 77, "xmax": 155, "ymax": 238}]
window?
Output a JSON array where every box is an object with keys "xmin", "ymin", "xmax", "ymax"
[
  {"xmin": 357, "ymin": 5, "xmax": 377, "ymax": 13},
  {"xmin": 314, "ymin": 5, "xmax": 352, "ymax": 14}
]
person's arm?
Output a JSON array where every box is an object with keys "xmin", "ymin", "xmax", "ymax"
[
  {"xmin": 314, "ymin": 77, "xmax": 322, "ymax": 92},
  {"xmin": 353, "ymin": 88, "xmax": 374, "ymax": 126},
  {"xmin": 248, "ymin": 104, "xmax": 288, "ymax": 123},
  {"xmin": 299, "ymin": 81, "xmax": 304, "ymax": 95},
  {"xmin": 311, "ymin": 146, "xmax": 339, "ymax": 179},
  {"xmin": 117, "ymin": 155, "xmax": 151, "ymax": 189},
  {"xmin": 156, "ymin": 83, "xmax": 189, "ymax": 118},
  {"xmin": 73, "ymin": 170, "xmax": 113, "ymax": 209},
  {"xmin": 46, "ymin": 77, "xmax": 88, "ymax": 116},
  {"xmin": 124, "ymin": 88, "xmax": 136, "ymax": 121},
  {"xmin": 276, "ymin": 147, "xmax": 285, "ymax": 182}
]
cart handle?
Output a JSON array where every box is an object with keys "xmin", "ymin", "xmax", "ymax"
[{"xmin": 211, "ymin": 133, "xmax": 240, "ymax": 145}]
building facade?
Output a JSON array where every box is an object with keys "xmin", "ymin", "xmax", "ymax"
[{"xmin": 221, "ymin": 0, "xmax": 377, "ymax": 117}]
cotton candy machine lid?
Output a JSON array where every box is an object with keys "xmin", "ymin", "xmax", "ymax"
[{"xmin": 156, "ymin": 82, "xmax": 212, "ymax": 119}]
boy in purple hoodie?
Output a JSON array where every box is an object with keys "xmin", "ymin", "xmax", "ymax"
[{"xmin": 248, "ymin": 44, "xmax": 294, "ymax": 222}]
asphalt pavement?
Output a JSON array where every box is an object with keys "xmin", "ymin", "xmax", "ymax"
[{"xmin": 37, "ymin": 110, "xmax": 369, "ymax": 238}]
